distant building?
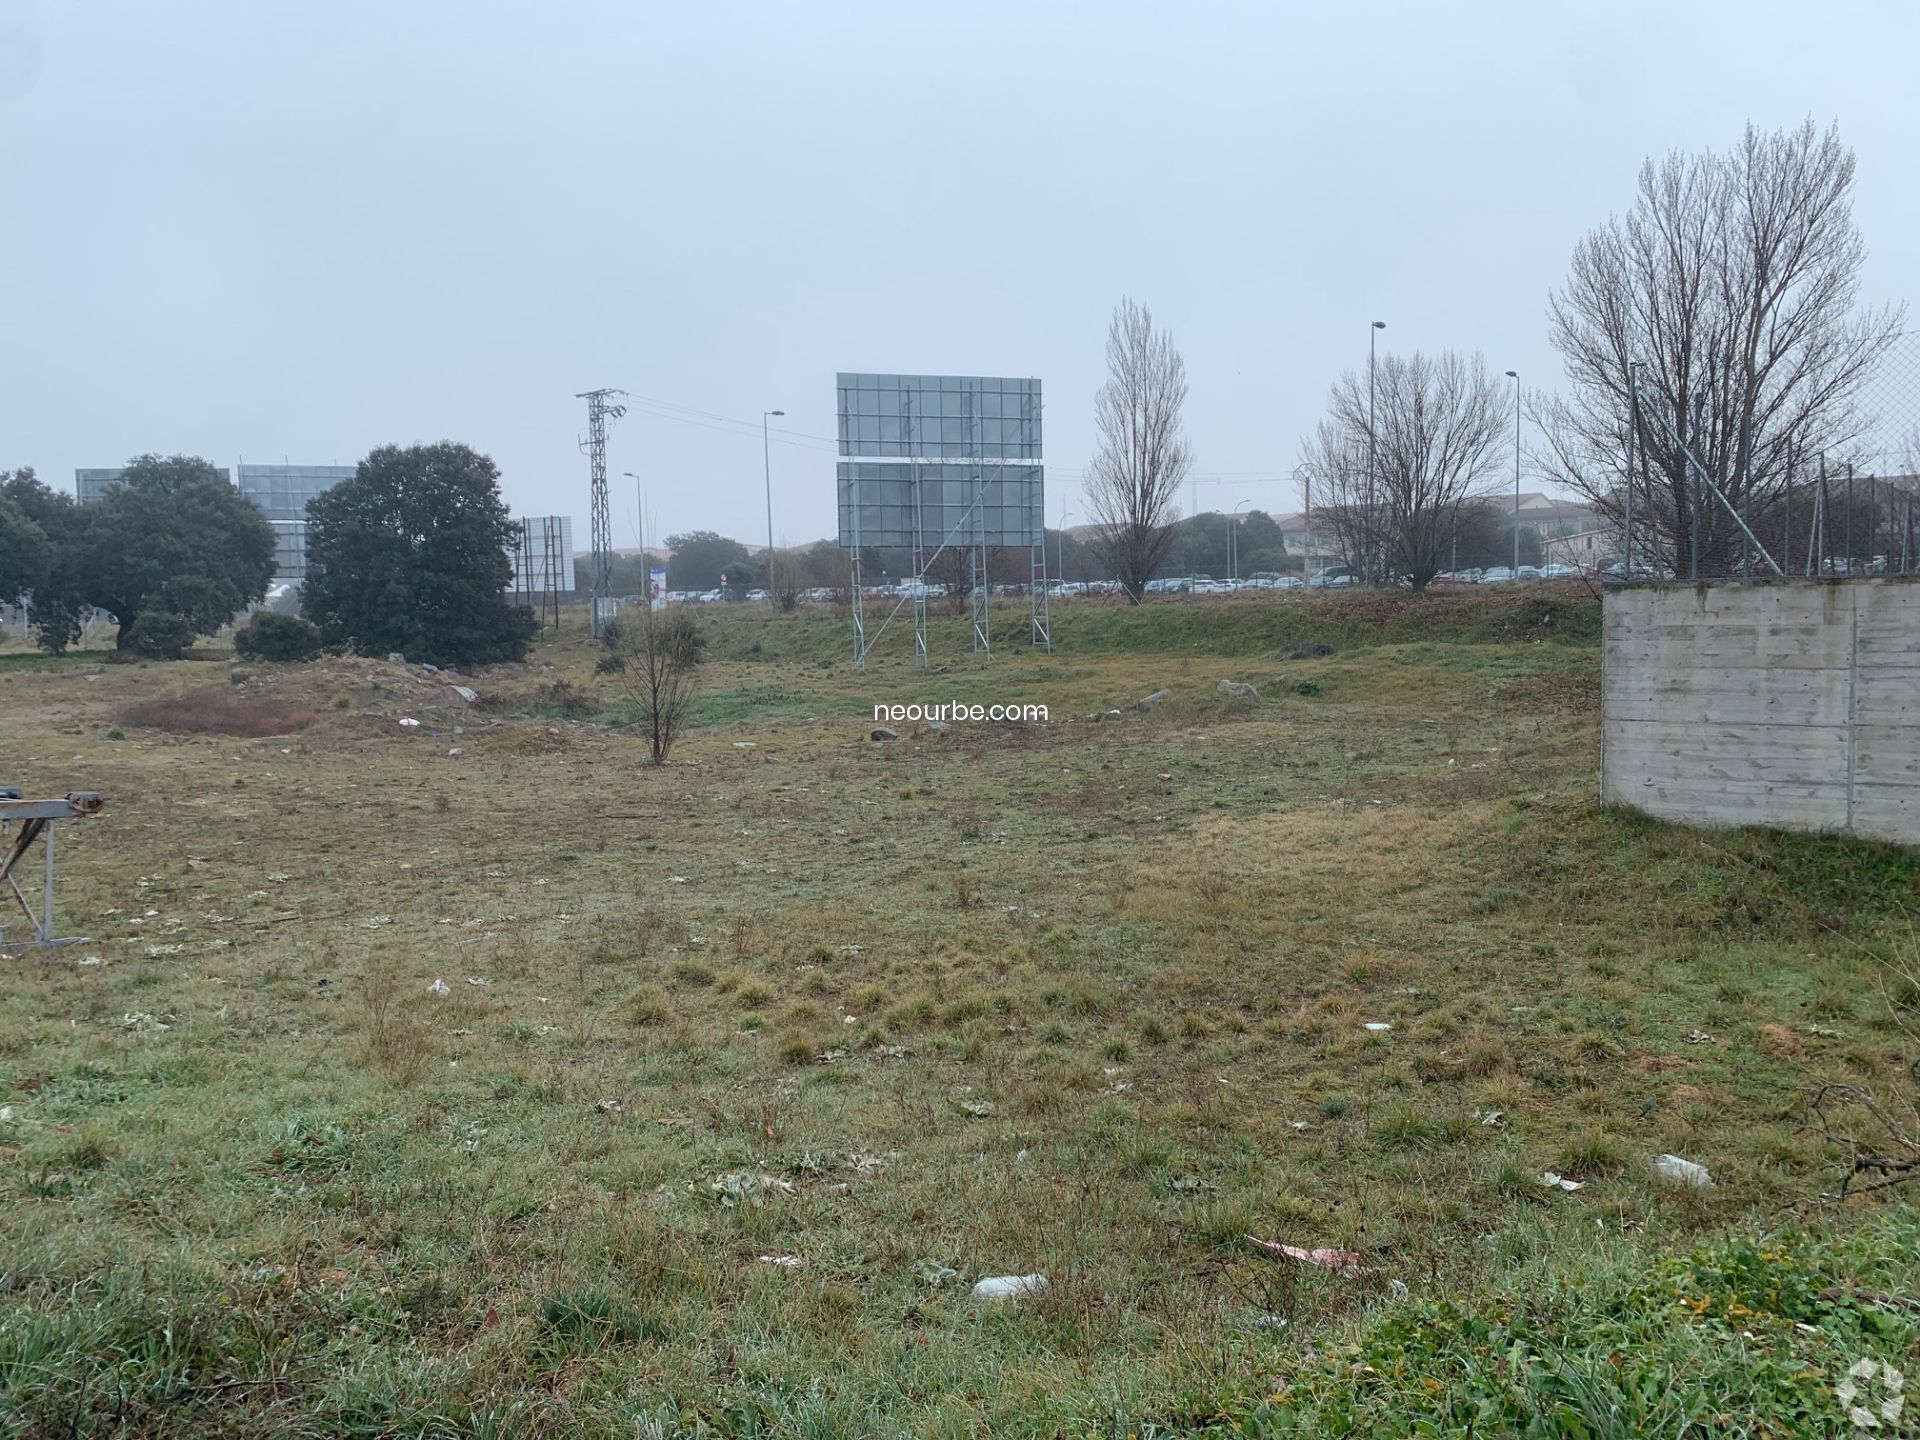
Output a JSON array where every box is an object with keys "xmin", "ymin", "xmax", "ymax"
[
  {"xmin": 236, "ymin": 464, "xmax": 355, "ymax": 584},
  {"xmin": 1271, "ymin": 512, "xmax": 1341, "ymax": 566},
  {"xmin": 75, "ymin": 465, "xmax": 231, "ymax": 504},
  {"xmin": 1486, "ymin": 491, "xmax": 1598, "ymax": 540}
]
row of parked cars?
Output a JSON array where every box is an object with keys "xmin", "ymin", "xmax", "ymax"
[{"xmin": 1431, "ymin": 563, "xmax": 1588, "ymax": 584}]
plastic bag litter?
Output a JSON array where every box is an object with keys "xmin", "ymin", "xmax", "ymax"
[
  {"xmin": 970, "ymin": 1274, "xmax": 1048, "ymax": 1301},
  {"xmin": 1653, "ymin": 1153, "xmax": 1712, "ymax": 1187}
]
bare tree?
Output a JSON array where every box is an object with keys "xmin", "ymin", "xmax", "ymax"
[
  {"xmin": 1084, "ymin": 297, "xmax": 1191, "ymax": 602},
  {"xmin": 1300, "ymin": 351, "xmax": 1508, "ymax": 588},
  {"xmin": 768, "ymin": 547, "xmax": 802, "ymax": 613},
  {"xmin": 616, "ymin": 606, "xmax": 707, "ymax": 764},
  {"xmin": 1541, "ymin": 120, "xmax": 1903, "ymax": 574}
]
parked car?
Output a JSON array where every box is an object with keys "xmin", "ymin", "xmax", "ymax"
[
  {"xmin": 1309, "ymin": 566, "xmax": 1357, "ymax": 588},
  {"xmin": 1479, "ymin": 566, "xmax": 1515, "ymax": 584}
]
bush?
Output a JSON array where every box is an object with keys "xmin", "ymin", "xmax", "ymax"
[
  {"xmin": 234, "ymin": 612, "xmax": 322, "ymax": 663},
  {"xmin": 125, "ymin": 609, "xmax": 195, "ymax": 659}
]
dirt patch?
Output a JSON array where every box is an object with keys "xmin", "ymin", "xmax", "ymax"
[
  {"xmin": 1757, "ymin": 1023, "xmax": 1807, "ymax": 1058},
  {"xmin": 120, "ymin": 689, "xmax": 316, "ymax": 736}
]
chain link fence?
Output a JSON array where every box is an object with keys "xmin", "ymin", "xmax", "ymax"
[{"xmin": 1620, "ymin": 330, "xmax": 1920, "ymax": 581}]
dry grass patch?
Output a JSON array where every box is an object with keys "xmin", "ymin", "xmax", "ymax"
[{"xmin": 120, "ymin": 688, "xmax": 316, "ymax": 736}]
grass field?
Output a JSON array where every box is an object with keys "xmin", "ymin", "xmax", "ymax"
[{"xmin": 1, "ymin": 587, "xmax": 1915, "ymax": 1437}]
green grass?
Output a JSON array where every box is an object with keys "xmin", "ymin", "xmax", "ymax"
[
  {"xmin": 0, "ymin": 590, "xmax": 1912, "ymax": 1437},
  {"xmin": 1167, "ymin": 1214, "xmax": 1919, "ymax": 1438}
]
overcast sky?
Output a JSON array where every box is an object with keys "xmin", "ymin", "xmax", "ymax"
[{"xmin": 2, "ymin": 0, "xmax": 1914, "ymax": 551}]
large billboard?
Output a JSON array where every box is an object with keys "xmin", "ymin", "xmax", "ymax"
[
  {"xmin": 835, "ymin": 373, "xmax": 1043, "ymax": 551},
  {"xmin": 510, "ymin": 515, "xmax": 574, "ymax": 596}
]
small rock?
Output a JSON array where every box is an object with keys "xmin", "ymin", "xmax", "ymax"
[
  {"xmin": 448, "ymin": 685, "xmax": 478, "ymax": 704},
  {"xmin": 228, "ymin": 666, "xmax": 252, "ymax": 685},
  {"xmin": 1757, "ymin": 1023, "xmax": 1805, "ymax": 1058},
  {"xmin": 386, "ymin": 652, "xmax": 407, "ymax": 664},
  {"xmin": 870, "ymin": 727, "xmax": 899, "ymax": 741}
]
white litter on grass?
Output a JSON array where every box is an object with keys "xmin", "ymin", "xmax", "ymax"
[
  {"xmin": 1362, "ymin": 1022, "xmax": 1392, "ymax": 1033},
  {"xmin": 957, "ymin": 1099, "xmax": 997, "ymax": 1117},
  {"xmin": 428, "ymin": 979, "xmax": 450, "ymax": 997},
  {"xmin": 398, "ymin": 718, "xmax": 421, "ymax": 728},
  {"xmin": 914, "ymin": 1261, "xmax": 959, "ymax": 1287},
  {"xmin": 755, "ymin": 1252, "xmax": 800, "ymax": 1267},
  {"xmin": 594, "ymin": 1099, "xmax": 622, "ymax": 1114},
  {"xmin": 1475, "ymin": 1110, "xmax": 1503, "ymax": 1127},
  {"xmin": 1540, "ymin": 1172, "xmax": 1584, "ymax": 1192},
  {"xmin": 971, "ymin": 1274, "xmax": 1049, "ymax": 1301},
  {"xmin": 1653, "ymin": 1153, "xmax": 1712, "ymax": 1187},
  {"xmin": 669, "ymin": 876, "xmax": 688, "ymax": 885}
]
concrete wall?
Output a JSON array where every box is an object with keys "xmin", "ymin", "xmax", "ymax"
[{"xmin": 1602, "ymin": 581, "xmax": 1920, "ymax": 845}]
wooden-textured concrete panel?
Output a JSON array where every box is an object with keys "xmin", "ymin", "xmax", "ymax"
[{"xmin": 1602, "ymin": 581, "xmax": 1920, "ymax": 845}]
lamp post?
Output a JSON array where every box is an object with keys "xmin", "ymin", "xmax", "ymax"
[
  {"xmin": 1294, "ymin": 462, "xmax": 1314, "ymax": 581},
  {"xmin": 1057, "ymin": 507, "xmax": 1073, "ymax": 593},
  {"xmin": 1368, "ymin": 321, "xmax": 1386, "ymax": 583},
  {"xmin": 762, "ymin": 410, "xmax": 784, "ymax": 610},
  {"xmin": 621, "ymin": 470, "xmax": 645, "ymax": 597},
  {"xmin": 1231, "ymin": 499, "xmax": 1252, "ymax": 582},
  {"xmin": 1504, "ymin": 371, "xmax": 1520, "ymax": 574}
]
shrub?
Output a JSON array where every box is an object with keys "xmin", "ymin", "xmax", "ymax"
[
  {"xmin": 125, "ymin": 609, "xmax": 195, "ymax": 659},
  {"xmin": 535, "ymin": 679, "xmax": 593, "ymax": 718},
  {"xmin": 234, "ymin": 612, "xmax": 322, "ymax": 662}
]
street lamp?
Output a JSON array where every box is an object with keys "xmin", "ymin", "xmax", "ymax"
[
  {"xmin": 1504, "ymin": 372, "xmax": 1520, "ymax": 574},
  {"xmin": 762, "ymin": 410, "xmax": 784, "ymax": 610},
  {"xmin": 1369, "ymin": 321, "xmax": 1386, "ymax": 583},
  {"xmin": 1057, "ymin": 506, "xmax": 1073, "ymax": 592},
  {"xmin": 621, "ymin": 470, "xmax": 646, "ymax": 596},
  {"xmin": 1231, "ymin": 499, "xmax": 1253, "ymax": 582},
  {"xmin": 1294, "ymin": 462, "xmax": 1314, "ymax": 580}
]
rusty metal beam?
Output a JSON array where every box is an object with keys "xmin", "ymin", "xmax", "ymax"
[{"xmin": 0, "ymin": 791, "xmax": 105, "ymax": 950}]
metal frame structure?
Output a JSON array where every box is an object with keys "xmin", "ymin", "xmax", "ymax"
[
  {"xmin": 512, "ymin": 515, "xmax": 571, "ymax": 630},
  {"xmin": 837, "ymin": 374, "xmax": 1049, "ymax": 669},
  {"xmin": 0, "ymin": 791, "xmax": 105, "ymax": 950},
  {"xmin": 577, "ymin": 388, "xmax": 627, "ymax": 637}
]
